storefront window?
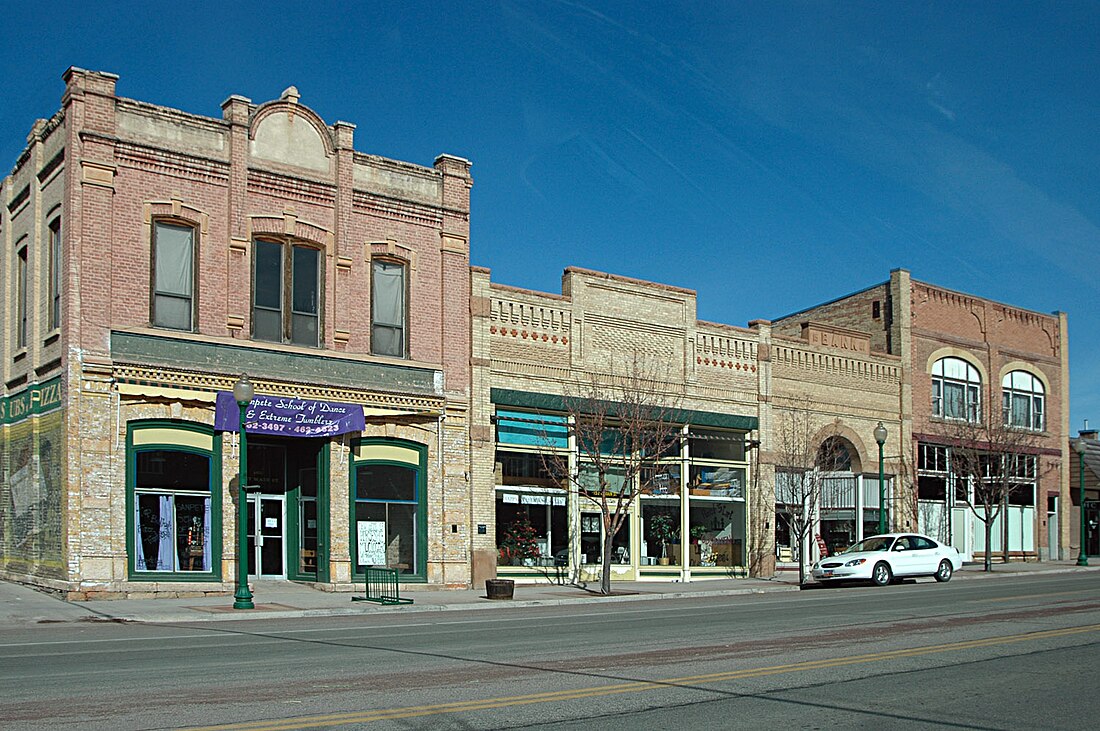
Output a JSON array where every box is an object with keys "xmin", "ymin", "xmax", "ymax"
[
  {"xmin": 821, "ymin": 476, "xmax": 857, "ymax": 555},
  {"xmin": 354, "ymin": 462, "xmax": 418, "ymax": 575},
  {"xmin": 688, "ymin": 430, "xmax": 745, "ymax": 461},
  {"xmin": 133, "ymin": 449, "xmax": 212, "ymax": 572},
  {"xmin": 862, "ymin": 508, "xmax": 882, "ymax": 540},
  {"xmin": 641, "ymin": 499, "xmax": 679, "ymax": 564},
  {"xmin": 688, "ymin": 465, "xmax": 744, "ymax": 497},
  {"xmin": 580, "ymin": 511, "xmax": 631, "ymax": 564},
  {"xmin": 688, "ymin": 500, "xmax": 744, "ymax": 567},
  {"xmin": 496, "ymin": 489, "xmax": 567, "ymax": 566}
]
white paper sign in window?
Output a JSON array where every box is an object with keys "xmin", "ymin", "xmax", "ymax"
[{"xmin": 357, "ymin": 520, "xmax": 387, "ymax": 566}]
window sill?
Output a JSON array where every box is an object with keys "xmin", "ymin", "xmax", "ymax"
[
  {"xmin": 42, "ymin": 330, "xmax": 61, "ymax": 347},
  {"xmin": 128, "ymin": 571, "xmax": 220, "ymax": 582},
  {"xmin": 12, "ymin": 348, "xmax": 28, "ymax": 364},
  {"xmin": 929, "ymin": 415, "xmax": 982, "ymax": 426}
]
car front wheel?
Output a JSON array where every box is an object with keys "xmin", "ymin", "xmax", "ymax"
[
  {"xmin": 934, "ymin": 559, "xmax": 953, "ymax": 583},
  {"xmin": 872, "ymin": 561, "xmax": 892, "ymax": 586}
]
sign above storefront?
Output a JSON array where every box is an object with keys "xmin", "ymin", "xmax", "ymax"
[{"xmin": 215, "ymin": 392, "xmax": 365, "ymax": 437}]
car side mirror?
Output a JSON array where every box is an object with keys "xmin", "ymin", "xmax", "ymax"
[{"xmin": 893, "ymin": 545, "xmax": 906, "ymax": 552}]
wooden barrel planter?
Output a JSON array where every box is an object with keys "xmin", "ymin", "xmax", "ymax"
[{"xmin": 485, "ymin": 578, "xmax": 515, "ymax": 600}]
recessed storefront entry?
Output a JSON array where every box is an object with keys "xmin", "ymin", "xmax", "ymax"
[
  {"xmin": 247, "ymin": 494, "xmax": 285, "ymax": 578},
  {"xmin": 245, "ymin": 436, "xmax": 328, "ymax": 582}
]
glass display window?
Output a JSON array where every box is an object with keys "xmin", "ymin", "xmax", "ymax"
[
  {"xmin": 688, "ymin": 500, "xmax": 745, "ymax": 568},
  {"xmin": 496, "ymin": 489, "xmax": 567, "ymax": 566}
]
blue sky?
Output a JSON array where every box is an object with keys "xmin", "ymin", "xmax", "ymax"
[{"xmin": 2, "ymin": 1, "xmax": 1098, "ymax": 430}]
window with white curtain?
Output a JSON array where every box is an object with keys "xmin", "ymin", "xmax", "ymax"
[
  {"xmin": 152, "ymin": 221, "xmax": 195, "ymax": 330},
  {"xmin": 133, "ymin": 449, "xmax": 212, "ymax": 572},
  {"xmin": 371, "ymin": 259, "xmax": 407, "ymax": 357},
  {"xmin": 932, "ymin": 357, "xmax": 982, "ymax": 422},
  {"xmin": 1002, "ymin": 371, "xmax": 1044, "ymax": 431}
]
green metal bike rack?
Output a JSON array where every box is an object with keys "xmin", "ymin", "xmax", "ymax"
[{"xmin": 353, "ymin": 567, "xmax": 413, "ymax": 605}]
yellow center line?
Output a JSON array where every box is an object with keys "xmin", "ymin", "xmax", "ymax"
[{"xmin": 180, "ymin": 623, "xmax": 1100, "ymax": 731}]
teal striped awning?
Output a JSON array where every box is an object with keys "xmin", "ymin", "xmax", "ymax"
[{"xmin": 490, "ymin": 388, "xmax": 757, "ymax": 432}]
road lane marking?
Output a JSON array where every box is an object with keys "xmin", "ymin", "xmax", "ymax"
[{"xmin": 178, "ymin": 622, "xmax": 1100, "ymax": 730}]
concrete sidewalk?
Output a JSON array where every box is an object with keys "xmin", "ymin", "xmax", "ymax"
[{"xmin": 2, "ymin": 560, "xmax": 1096, "ymax": 626}]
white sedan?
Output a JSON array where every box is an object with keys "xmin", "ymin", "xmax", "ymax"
[{"xmin": 811, "ymin": 533, "xmax": 963, "ymax": 586}]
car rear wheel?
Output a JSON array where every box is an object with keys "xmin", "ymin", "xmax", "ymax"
[
  {"xmin": 871, "ymin": 562, "xmax": 892, "ymax": 586},
  {"xmin": 934, "ymin": 559, "xmax": 953, "ymax": 583}
]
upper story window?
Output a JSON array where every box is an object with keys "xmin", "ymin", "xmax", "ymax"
[
  {"xmin": 16, "ymin": 241, "xmax": 28, "ymax": 349},
  {"xmin": 152, "ymin": 221, "xmax": 196, "ymax": 331},
  {"xmin": 816, "ymin": 436, "xmax": 853, "ymax": 471},
  {"xmin": 253, "ymin": 239, "xmax": 321, "ymax": 347},
  {"xmin": 48, "ymin": 217, "xmax": 61, "ymax": 331},
  {"xmin": 1002, "ymin": 371, "xmax": 1044, "ymax": 431},
  {"xmin": 371, "ymin": 258, "xmax": 406, "ymax": 357},
  {"xmin": 932, "ymin": 357, "xmax": 981, "ymax": 422}
]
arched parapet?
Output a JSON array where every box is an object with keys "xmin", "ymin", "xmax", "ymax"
[{"xmin": 249, "ymin": 87, "xmax": 334, "ymax": 174}]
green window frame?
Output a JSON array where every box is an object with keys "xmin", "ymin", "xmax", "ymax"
[
  {"xmin": 349, "ymin": 438, "xmax": 427, "ymax": 582},
  {"xmin": 126, "ymin": 420, "xmax": 222, "ymax": 581}
]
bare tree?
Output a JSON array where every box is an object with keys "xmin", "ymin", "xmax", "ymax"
[
  {"xmin": 537, "ymin": 354, "xmax": 684, "ymax": 595},
  {"xmin": 772, "ymin": 408, "xmax": 847, "ymax": 586},
  {"xmin": 933, "ymin": 415, "xmax": 1049, "ymax": 572}
]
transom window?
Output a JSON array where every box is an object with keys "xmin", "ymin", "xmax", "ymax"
[
  {"xmin": 1002, "ymin": 371, "xmax": 1044, "ymax": 431},
  {"xmin": 152, "ymin": 221, "xmax": 196, "ymax": 331},
  {"xmin": 932, "ymin": 357, "xmax": 981, "ymax": 422},
  {"xmin": 253, "ymin": 239, "xmax": 321, "ymax": 347},
  {"xmin": 371, "ymin": 259, "xmax": 406, "ymax": 357}
]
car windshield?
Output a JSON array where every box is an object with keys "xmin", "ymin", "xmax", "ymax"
[{"xmin": 844, "ymin": 537, "xmax": 892, "ymax": 554}]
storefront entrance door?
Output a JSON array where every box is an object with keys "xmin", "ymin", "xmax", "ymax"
[{"xmin": 247, "ymin": 494, "xmax": 285, "ymax": 578}]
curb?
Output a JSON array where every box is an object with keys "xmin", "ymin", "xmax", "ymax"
[{"xmin": 67, "ymin": 584, "xmax": 805, "ymax": 625}]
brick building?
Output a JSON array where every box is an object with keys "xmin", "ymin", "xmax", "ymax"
[
  {"xmin": 470, "ymin": 267, "xmax": 906, "ymax": 584},
  {"xmin": 1, "ymin": 70, "xmax": 1074, "ymax": 598},
  {"xmin": 773, "ymin": 269, "xmax": 1070, "ymax": 562},
  {"xmin": 0, "ymin": 68, "xmax": 474, "ymax": 597}
]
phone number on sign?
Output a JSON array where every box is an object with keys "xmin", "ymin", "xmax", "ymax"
[{"xmin": 244, "ymin": 422, "xmax": 342, "ymax": 435}]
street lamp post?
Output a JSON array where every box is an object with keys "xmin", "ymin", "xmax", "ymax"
[
  {"xmin": 1074, "ymin": 439, "xmax": 1088, "ymax": 567},
  {"xmin": 233, "ymin": 374, "xmax": 255, "ymax": 609},
  {"xmin": 874, "ymin": 422, "xmax": 888, "ymax": 535}
]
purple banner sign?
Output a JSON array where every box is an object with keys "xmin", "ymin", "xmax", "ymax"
[{"xmin": 215, "ymin": 392, "xmax": 365, "ymax": 437}]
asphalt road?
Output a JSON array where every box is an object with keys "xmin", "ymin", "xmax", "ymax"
[{"xmin": 2, "ymin": 572, "xmax": 1098, "ymax": 730}]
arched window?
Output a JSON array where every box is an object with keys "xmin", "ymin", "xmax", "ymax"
[
  {"xmin": 816, "ymin": 436, "xmax": 853, "ymax": 472},
  {"xmin": 932, "ymin": 357, "xmax": 981, "ymax": 422},
  {"xmin": 1003, "ymin": 371, "xmax": 1044, "ymax": 431}
]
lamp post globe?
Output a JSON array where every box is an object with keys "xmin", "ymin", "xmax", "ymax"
[
  {"xmin": 233, "ymin": 373, "xmax": 255, "ymax": 609},
  {"xmin": 233, "ymin": 373, "xmax": 254, "ymax": 405},
  {"xmin": 874, "ymin": 422, "xmax": 887, "ymax": 535},
  {"xmin": 1074, "ymin": 439, "xmax": 1088, "ymax": 567}
]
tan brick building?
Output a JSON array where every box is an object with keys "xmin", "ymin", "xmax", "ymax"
[
  {"xmin": 1, "ymin": 68, "xmax": 474, "ymax": 597},
  {"xmin": 471, "ymin": 267, "xmax": 907, "ymax": 583},
  {"xmin": 773, "ymin": 269, "xmax": 1070, "ymax": 562}
]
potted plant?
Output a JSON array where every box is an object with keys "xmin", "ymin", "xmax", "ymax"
[{"xmin": 649, "ymin": 514, "xmax": 678, "ymax": 566}]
